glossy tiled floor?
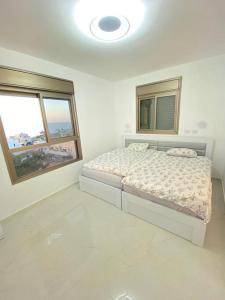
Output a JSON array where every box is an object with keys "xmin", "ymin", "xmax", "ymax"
[{"xmin": 0, "ymin": 179, "xmax": 225, "ymax": 300}]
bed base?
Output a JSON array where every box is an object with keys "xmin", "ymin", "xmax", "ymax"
[
  {"xmin": 79, "ymin": 175, "xmax": 122, "ymax": 209},
  {"xmin": 79, "ymin": 176, "xmax": 207, "ymax": 246},
  {"xmin": 122, "ymin": 191, "xmax": 207, "ymax": 246}
]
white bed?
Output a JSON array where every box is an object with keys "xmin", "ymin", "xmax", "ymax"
[
  {"xmin": 122, "ymin": 150, "xmax": 212, "ymax": 222},
  {"xmin": 80, "ymin": 135, "xmax": 213, "ymax": 246},
  {"xmin": 79, "ymin": 147, "xmax": 155, "ymax": 208},
  {"xmin": 122, "ymin": 135, "xmax": 213, "ymax": 246}
]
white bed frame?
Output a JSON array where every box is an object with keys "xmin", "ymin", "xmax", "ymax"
[
  {"xmin": 79, "ymin": 134, "xmax": 213, "ymax": 246},
  {"xmin": 122, "ymin": 134, "xmax": 213, "ymax": 247},
  {"xmin": 79, "ymin": 175, "xmax": 122, "ymax": 209},
  {"xmin": 122, "ymin": 192, "xmax": 207, "ymax": 246}
]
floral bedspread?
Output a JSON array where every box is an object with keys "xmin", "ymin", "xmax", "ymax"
[
  {"xmin": 122, "ymin": 151, "xmax": 212, "ymax": 222},
  {"xmin": 84, "ymin": 148, "xmax": 156, "ymax": 177}
]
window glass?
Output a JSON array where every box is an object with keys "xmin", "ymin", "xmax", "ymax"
[
  {"xmin": 43, "ymin": 98, "xmax": 74, "ymax": 138},
  {"xmin": 137, "ymin": 77, "xmax": 181, "ymax": 134},
  {"xmin": 140, "ymin": 98, "xmax": 155, "ymax": 130},
  {"xmin": 0, "ymin": 94, "xmax": 46, "ymax": 149},
  {"xmin": 0, "ymin": 66, "xmax": 82, "ymax": 184},
  {"xmin": 156, "ymin": 95, "xmax": 176, "ymax": 130},
  {"xmin": 12, "ymin": 141, "xmax": 77, "ymax": 178}
]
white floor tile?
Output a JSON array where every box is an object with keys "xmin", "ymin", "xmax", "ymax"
[{"xmin": 0, "ymin": 179, "xmax": 224, "ymax": 300}]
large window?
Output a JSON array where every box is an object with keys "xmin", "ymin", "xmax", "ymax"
[
  {"xmin": 137, "ymin": 77, "xmax": 182, "ymax": 134},
  {"xmin": 0, "ymin": 66, "xmax": 82, "ymax": 184}
]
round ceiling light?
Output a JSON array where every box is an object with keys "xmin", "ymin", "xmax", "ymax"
[
  {"xmin": 98, "ymin": 16, "xmax": 121, "ymax": 32},
  {"xmin": 74, "ymin": 0, "xmax": 145, "ymax": 42},
  {"xmin": 90, "ymin": 15, "xmax": 130, "ymax": 41}
]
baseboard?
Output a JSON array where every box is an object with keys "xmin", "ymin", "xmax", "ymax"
[{"xmin": 0, "ymin": 181, "xmax": 78, "ymax": 223}]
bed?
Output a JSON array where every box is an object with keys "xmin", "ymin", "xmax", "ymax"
[
  {"xmin": 80, "ymin": 135, "xmax": 213, "ymax": 246},
  {"xmin": 79, "ymin": 147, "xmax": 156, "ymax": 208},
  {"xmin": 122, "ymin": 135, "xmax": 213, "ymax": 246}
]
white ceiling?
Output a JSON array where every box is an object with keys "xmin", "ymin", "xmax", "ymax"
[{"xmin": 0, "ymin": 0, "xmax": 225, "ymax": 81}]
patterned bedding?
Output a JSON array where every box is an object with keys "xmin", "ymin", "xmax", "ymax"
[
  {"xmin": 122, "ymin": 151, "xmax": 212, "ymax": 223},
  {"xmin": 83, "ymin": 148, "xmax": 156, "ymax": 177}
]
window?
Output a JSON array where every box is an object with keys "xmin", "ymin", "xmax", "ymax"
[
  {"xmin": 0, "ymin": 66, "xmax": 82, "ymax": 184},
  {"xmin": 43, "ymin": 98, "xmax": 74, "ymax": 138},
  {"xmin": 12, "ymin": 141, "xmax": 77, "ymax": 178},
  {"xmin": 136, "ymin": 77, "xmax": 182, "ymax": 134},
  {"xmin": 0, "ymin": 94, "xmax": 47, "ymax": 149}
]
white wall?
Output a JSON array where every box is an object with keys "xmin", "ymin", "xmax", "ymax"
[
  {"xmin": 222, "ymin": 166, "xmax": 225, "ymax": 201},
  {"xmin": 0, "ymin": 47, "xmax": 116, "ymax": 221},
  {"xmin": 114, "ymin": 55, "xmax": 225, "ymax": 178},
  {"xmin": 1, "ymin": 47, "xmax": 225, "ymax": 220}
]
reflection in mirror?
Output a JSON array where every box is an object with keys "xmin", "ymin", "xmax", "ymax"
[
  {"xmin": 43, "ymin": 98, "xmax": 74, "ymax": 139},
  {"xmin": 0, "ymin": 94, "xmax": 46, "ymax": 149}
]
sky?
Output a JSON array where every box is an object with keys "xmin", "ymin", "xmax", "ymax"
[
  {"xmin": 0, "ymin": 95, "xmax": 71, "ymax": 138},
  {"xmin": 0, "ymin": 95, "xmax": 45, "ymax": 137},
  {"xmin": 44, "ymin": 98, "xmax": 71, "ymax": 124}
]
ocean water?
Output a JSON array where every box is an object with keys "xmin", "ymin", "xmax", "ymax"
[{"xmin": 48, "ymin": 122, "xmax": 73, "ymax": 133}]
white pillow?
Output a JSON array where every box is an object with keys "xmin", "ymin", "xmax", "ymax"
[
  {"xmin": 128, "ymin": 143, "xmax": 149, "ymax": 152},
  {"xmin": 166, "ymin": 148, "xmax": 197, "ymax": 158}
]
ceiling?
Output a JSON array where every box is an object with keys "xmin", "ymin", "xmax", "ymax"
[{"xmin": 0, "ymin": 0, "xmax": 225, "ymax": 81}]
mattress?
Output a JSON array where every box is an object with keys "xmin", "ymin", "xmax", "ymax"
[
  {"xmin": 123, "ymin": 185, "xmax": 201, "ymax": 219},
  {"xmin": 122, "ymin": 151, "xmax": 212, "ymax": 223},
  {"xmin": 81, "ymin": 167, "xmax": 122, "ymax": 188}
]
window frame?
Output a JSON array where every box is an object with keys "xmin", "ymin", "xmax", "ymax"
[
  {"xmin": 41, "ymin": 92, "xmax": 76, "ymax": 141},
  {"xmin": 0, "ymin": 67, "xmax": 82, "ymax": 184},
  {"xmin": 136, "ymin": 77, "xmax": 182, "ymax": 134}
]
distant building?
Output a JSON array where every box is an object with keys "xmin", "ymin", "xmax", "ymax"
[
  {"xmin": 8, "ymin": 138, "xmax": 20, "ymax": 149},
  {"xmin": 8, "ymin": 132, "xmax": 32, "ymax": 148},
  {"xmin": 17, "ymin": 133, "xmax": 32, "ymax": 146}
]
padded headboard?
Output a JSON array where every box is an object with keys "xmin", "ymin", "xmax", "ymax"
[{"xmin": 124, "ymin": 135, "xmax": 213, "ymax": 158}]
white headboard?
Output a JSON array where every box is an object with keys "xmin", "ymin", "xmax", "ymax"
[{"xmin": 123, "ymin": 134, "xmax": 214, "ymax": 159}]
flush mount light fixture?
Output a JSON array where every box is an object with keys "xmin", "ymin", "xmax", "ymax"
[
  {"xmin": 90, "ymin": 15, "xmax": 130, "ymax": 41},
  {"xmin": 74, "ymin": 0, "xmax": 145, "ymax": 42}
]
